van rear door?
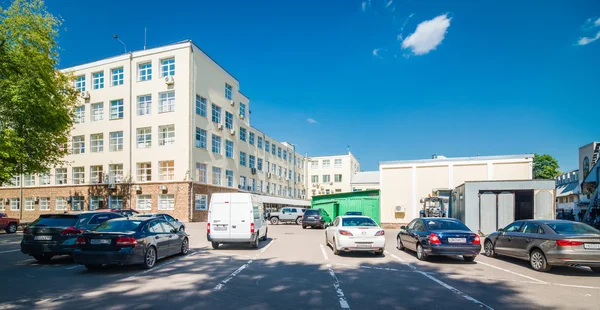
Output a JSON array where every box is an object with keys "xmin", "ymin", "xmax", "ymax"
[
  {"xmin": 230, "ymin": 194, "xmax": 251, "ymax": 240},
  {"xmin": 209, "ymin": 193, "xmax": 232, "ymax": 239}
]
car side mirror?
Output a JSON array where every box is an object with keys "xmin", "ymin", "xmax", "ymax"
[
  {"xmin": 498, "ymin": 228, "xmax": 504, "ymax": 232},
  {"xmin": 171, "ymin": 229, "xmax": 178, "ymax": 233},
  {"xmin": 400, "ymin": 226, "xmax": 406, "ymax": 230},
  {"xmin": 175, "ymin": 219, "xmax": 179, "ymax": 222}
]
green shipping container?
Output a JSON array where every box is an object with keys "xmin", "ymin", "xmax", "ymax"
[{"xmin": 310, "ymin": 190, "xmax": 381, "ymax": 225}]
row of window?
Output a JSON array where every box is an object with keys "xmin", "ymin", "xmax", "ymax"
[
  {"xmin": 311, "ymin": 159, "xmax": 344, "ymax": 169},
  {"xmin": 311, "ymin": 174, "xmax": 343, "ymax": 183},
  {"xmin": 0, "ymin": 195, "xmax": 176, "ymax": 212},
  {"xmin": 69, "ymin": 125, "xmax": 176, "ymax": 155}
]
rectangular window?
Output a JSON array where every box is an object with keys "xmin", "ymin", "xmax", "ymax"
[
  {"xmin": 311, "ymin": 161, "xmax": 318, "ymax": 169},
  {"xmin": 265, "ymin": 140, "xmax": 270, "ymax": 152},
  {"xmin": 323, "ymin": 160, "xmax": 330, "ymax": 169},
  {"xmin": 249, "ymin": 132, "xmax": 255, "ymax": 145},
  {"xmin": 136, "ymin": 195, "xmax": 152, "ymax": 211},
  {"xmin": 240, "ymin": 127, "xmax": 247, "ymax": 142},
  {"xmin": 195, "ymin": 127, "xmax": 207, "ymax": 149},
  {"xmin": 239, "ymin": 102, "xmax": 246, "ymax": 118},
  {"xmin": 136, "ymin": 127, "xmax": 152, "ymax": 148},
  {"xmin": 109, "ymin": 196, "xmax": 123, "ymax": 210},
  {"xmin": 240, "ymin": 152, "xmax": 247, "ymax": 166},
  {"xmin": 159, "ymin": 160, "xmax": 174, "ymax": 180},
  {"xmin": 311, "ymin": 175, "xmax": 318, "ymax": 183},
  {"xmin": 334, "ymin": 159, "xmax": 342, "ymax": 168},
  {"xmin": 90, "ymin": 165, "xmax": 103, "ymax": 183},
  {"xmin": 225, "ymin": 83, "xmax": 232, "ymax": 100},
  {"xmin": 335, "ymin": 174, "xmax": 342, "ymax": 182},
  {"xmin": 7, "ymin": 176, "xmax": 21, "ymax": 187},
  {"xmin": 161, "ymin": 58, "xmax": 175, "ymax": 77},
  {"xmin": 92, "ymin": 71, "xmax": 104, "ymax": 89},
  {"xmin": 196, "ymin": 95, "xmax": 207, "ymax": 117},
  {"xmin": 195, "ymin": 194, "xmax": 208, "ymax": 210},
  {"xmin": 109, "ymin": 131, "xmax": 123, "ymax": 151},
  {"xmin": 257, "ymin": 137, "xmax": 263, "ymax": 149},
  {"xmin": 89, "ymin": 196, "xmax": 102, "ymax": 210},
  {"xmin": 283, "ymin": 150, "xmax": 287, "ymax": 161},
  {"xmin": 39, "ymin": 197, "xmax": 50, "ymax": 211},
  {"xmin": 40, "ymin": 171, "xmax": 50, "ymax": 185},
  {"xmin": 56, "ymin": 197, "xmax": 67, "ymax": 211},
  {"xmin": 211, "ymin": 104, "xmax": 221, "ymax": 123},
  {"xmin": 225, "ymin": 140, "xmax": 234, "ymax": 158},
  {"xmin": 111, "ymin": 67, "xmax": 123, "ymax": 86},
  {"xmin": 226, "ymin": 170, "xmax": 233, "ymax": 187},
  {"xmin": 225, "ymin": 111, "xmax": 233, "ymax": 129},
  {"xmin": 24, "ymin": 175, "xmax": 35, "ymax": 186},
  {"xmin": 159, "ymin": 91, "xmax": 175, "ymax": 113},
  {"xmin": 278, "ymin": 166, "xmax": 282, "ymax": 177},
  {"xmin": 272, "ymin": 163, "xmax": 276, "ymax": 174},
  {"xmin": 240, "ymin": 176, "xmax": 247, "ymax": 188},
  {"xmin": 196, "ymin": 163, "xmax": 207, "ymax": 183},
  {"xmin": 10, "ymin": 198, "xmax": 20, "ymax": 211},
  {"xmin": 249, "ymin": 155, "xmax": 256, "ymax": 169},
  {"xmin": 72, "ymin": 135, "xmax": 85, "ymax": 154},
  {"xmin": 212, "ymin": 166, "xmax": 222, "ymax": 185},
  {"xmin": 158, "ymin": 125, "xmax": 175, "ymax": 146},
  {"xmin": 158, "ymin": 194, "xmax": 175, "ymax": 210},
  {"xmin": 109, "ymin": 164, "xmax": 123, "ymax": 183},
  {"xmin": 138, "ymin": 62, "xmax": 152, "ymax": 81},
  {"xmin": 278, "ymin": 147, "xmax": 282, "ymax": 158},
  {"xmin": 137, "ymin": 95, "xmax": 152, "ymax": 115},
  {"xmin": 72, "ymin": 167, "xmax": 85, "ymax": 184},
  {"xmin": 257, "ymin": 158, "xmax": 263, "ymax": 171},
  {"xmin": 137, "ymin": 162, "xmax": 152, "ymax": 182},
  {"xmin": 110, "ymin": 99, "xmax": 124, "ymax": 119},
  {"xmin": 25, "ymin": 198, "xmax": 35, "ymax": 211},
  {"xmin": 76, "ymin": 75, "xmax": 86, "ymax": 92},
  {"xmin": 71, "ymin": 196, "xmax": 84, "ymax": 211},
  {"xmin": 90, "ymin": 133, "xmax": 103, "ymax": 152},
  {"xmin": 91, "ymin": 103, "xmax": 103, "ymax": 121},
  {"xmin": 323, "ymin": 175, "xmax": 330, "ymax": 183},
  {"xmin": 271, "ymin": 144, "xmax": 276, "ymax": 155},
  {"xmin": 74, "ymin": 106, "xmax": 85, "ymax": 124},
  {"xmin": 212, "ymin": 134, "xmax": 222, "ymax": 154}
]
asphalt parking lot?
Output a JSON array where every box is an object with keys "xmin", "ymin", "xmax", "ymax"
[{"xmin": 0, "ymin": 223, "xmax": 599, "ymax": 310}]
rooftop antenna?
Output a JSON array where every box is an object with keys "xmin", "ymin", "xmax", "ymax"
[
  {"xmin": 113, "ymin": 34, "xmax": 127, "ymax": 53},
  {"xmin": 144, "ymin": 27, "xmax": 147, "ymax": 50}
]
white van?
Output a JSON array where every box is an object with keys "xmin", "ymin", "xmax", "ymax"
[{"xmin": 207, "ymin": 193, "xmax": 268, "ymax": 249}]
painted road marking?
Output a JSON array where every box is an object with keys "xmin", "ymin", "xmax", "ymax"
[
  {"xmin": 386, "ymin": 251, "xmax": 494, "ymax": 310},
  {"xmin": 213, "ymin": 240, "xmax": 275, "ymax": 291},
  {"xmin": 475, "ymin": 259, "xmax": 547, "ymax": 284},
  {"xmin": 320, "ymin": 244, "xmax": 350, "ymax": 310},
  {"xmin": 0, "ymin": 249, "xmax": 20, "ymax": 254}
]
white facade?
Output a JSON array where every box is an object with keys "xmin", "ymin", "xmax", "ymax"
[
  {"xmin": 351, "ymin": 171, "xmax": 380, "ymax": 192},
  {"xmin": 304, "ymin": 152, "xmax": 360, "ymax": 199},
  {"xmin": 4, "ymin": 41, "xmax": 306, "ymax": 200},
  {"xmin": 555, "ymin": 170, "xmax": 583, "ymax": 219}
]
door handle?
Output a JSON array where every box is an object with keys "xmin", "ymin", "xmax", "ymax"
[
  {"xmin": 155, "ymin": 236, "xmax": 160, "ymax": 239},
  {"xmin": 526, "ymin": 239, "xmax": 533, "ymax": 243},
  {"xmin": 507, "ymin": 237, "xmax": 513, "ymax": 241}
]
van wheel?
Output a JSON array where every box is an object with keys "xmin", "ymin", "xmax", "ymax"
[
  {"xmin": 295, "ymin": 217, "xmax": 302, "ymax": 225},
  {"xmin": 211, "ymin": 242, "xmax": 220, "ymax": 250},
  {"xmin": 270, "ymin": 217, "xmax": 279, "ymax": 225},
  {"xmin": 251, "ymin": 235, "xmax": 259, "ymax": 248},
  {"xmin": 261, "ymin": 229, "xmax": 268, "ymax": 241}
]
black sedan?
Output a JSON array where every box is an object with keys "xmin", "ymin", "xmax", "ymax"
[
  {"xmin": 73, "ymin": 217, "xmax": 189, "ymax": 270},
  {"xmin": 397, "ymin": 218, "xmax": 481, "ymax": 262}
]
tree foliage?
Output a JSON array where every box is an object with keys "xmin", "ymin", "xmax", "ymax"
[
  {"xmin": 533, "ymin": 154, "xmax": 561, "ymax": 179},
  {"xmin": 0, "ymin": 0, "xmax": 76, "ymax": 184}
]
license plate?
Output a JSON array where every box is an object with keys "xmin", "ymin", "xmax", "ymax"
[
  {"xmin": 448, "ymin": 238, "xmax": 466, "ymax": 243},
  {"xmin": 90, "ymin": 239, "xmax": 111, "ymax": 245},
  {"xmin": 356, "ymin": 244, "xmax": 372, "ymax": 248},
  {"xmin": 584, "ymin": 243, "xmax": 600, "ymax": 249},
  {"xmin": 307, "ymin": 216, "xmax": 315, "ymax": 219},
  {"xmin": 214, "ymin": 226, "xmax": 227, "ymax": 231},
  {"xmin": 34, "ymin": 235, "xmax": 52, "ymax": 241}
]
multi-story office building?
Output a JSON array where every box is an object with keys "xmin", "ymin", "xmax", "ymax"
[
  {"xmin": 0, "ymin": 40, "xmax": 306, "ymax": 221},
  {"xmin": 304, "ymin": 152, "xmax": 360, "ymax": 199}
]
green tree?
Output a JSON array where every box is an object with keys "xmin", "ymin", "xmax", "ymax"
[
  {"xmin": 533, "ymin": 154, "xmax": 561, "ymax": 179},
  {"xmin": 0, "ymin": 0, "xmax": 76, "ymax": 185}
]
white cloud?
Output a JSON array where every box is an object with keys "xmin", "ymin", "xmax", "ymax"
[
  {"xmin": 577, "ymin": 31, "xmax": 600, "ymax": 46},
  {"xmin": 595, "ymin": 18, "xmax": 600, "ymax": 27},
  {"xmin": 361, "ymin": 1, "xmax": 366, "ymax": 12},
  {"xmin": 307, "ymin": 118, "xmax": 318, "ymax": 124},
  {"xmin": 401, "ymin": 14, "xmax": 452, "ymax": 55},
  {"xmin": 385, "ymin": 0, "xmax": 393, "ymax": 8},
  {"xmin": 372, "ymin": 48, "xmax": 384, "ymax": 58}
]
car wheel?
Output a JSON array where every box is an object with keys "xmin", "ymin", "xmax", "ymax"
[
  {"xmin": 211, "ymin": 242, "xmax": 220, "ymax": 250},
  {"xmin": 85, "ymin": 264, "xmax": 102, "ymax": 270},
  {"xmin": 6, "ymin": 223, "xmax": 17, "ymax": 234},
  {"xmin": 180, "ymin": 238, "xmax": 189, "ymax": 255},
  {"xmin": 251, "ymin": 235, "xmax": 259, "ymax": 248},
  {"xmin": 296, "ymin": 217, "xmax": 302, "ymax": 225},
  {"xmin": 530, "ymin": 249, "xmax": 551, "ymax": 272},
  {"xmin": 396, "ymin": 237, "xmax": 405, "ymax": 250},
  {"xmin": 270, "ymin": 217, "xmax": 279, "ymax": 225},
  {"xmin": 416, "ymin": 244, "xmax": 427, "ymax": 261},
  {"xmin": 484, "ymin": 240, "xmax": 496, "ymax": 258},
  {"xmin": 463, "ymin": 256, "xmax": 476, "ymax": 262},
  {"xmin": 260, "ymin": 229, "xmax": 268, "ymax": 241},
  {"xmin": 591, "ymin": 267, "xmax": 600, "ymax": 273},
  {"xmin": 332, "ymin": 238, "xmax": 340, "ymax": 255},
  {"xmin": 142, "ymin": 246, "xmax": 157, "ymax": 269},
  {"xmin": 33, "ymin": 254, "xmax": 53, "ymax": 263}
]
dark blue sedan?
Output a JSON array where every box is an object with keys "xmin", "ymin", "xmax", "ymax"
[{"xmin": 397, "ymin": 218, "xmax": 481, "ymax": 262}]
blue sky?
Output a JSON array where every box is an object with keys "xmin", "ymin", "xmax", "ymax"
[{"xmin": 45, "ymin": 0, "xmax": 599, "ymax": 171}]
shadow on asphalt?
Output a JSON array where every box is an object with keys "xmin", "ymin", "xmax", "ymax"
[
  {"xmin": 397, "ymin": 248, "xmax": 478, "ymax": 265},
  {"xmin": 213, "ymin": 238, "xmax": 275, "ymax": 250},
  {"xmin": 486, "ymin": 254, "xmax": 600, "ymax": 277}
]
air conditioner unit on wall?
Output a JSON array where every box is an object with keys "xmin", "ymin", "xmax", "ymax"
[
  {"xmin": 240, "ymin": 114, "xmax": 245, "ymax": 119},
  {"xmin": 230, "ymin": 129, "xmax": 236, "ymax": 135},
  {"xmin": 80, "ymin": 91, "xmax": 90, "ymax": 100},
  {"xmin": 217, "ymin": 124, "xmax": 224, "ymax": 130},
  {"xmin": 164, "ymin": 76, "xmax": 174, "ymax": 85},
  {"xmin": 133, "ymin": 185, "xmax": 141, "ymax": 191},
  {"xmin": 108, "ymin": 183, "xmax": 116, "ymax": 189},
  {"xmin": 230, "ymin": 100, "xmax": 235, "ymax": 106},
  {"xmin": 395, "ymin": 206, "xmax": 406, "ymax": 213},
  {"xmin": 160, "ymin": 185, "xmax": 167, "ymax": 191}
]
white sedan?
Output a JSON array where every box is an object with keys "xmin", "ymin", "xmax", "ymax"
[{"xmin": 325, "ymin": 216, "xmax": 386, "ymax": 255}]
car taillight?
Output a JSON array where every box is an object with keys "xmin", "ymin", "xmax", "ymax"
[
  {"xmin": 23, "ymin": 226, "xmax": 28, "ymax": 235},
  {"xmin": 207, "ymin": 223, "xmax": 210, "ymax": 233},
  {"xmin": 429, "ymin": 233, "xmax": 441, "ymax": 245},
  {"xmin": 116, "ymin": 236, "xmax": 137, "ymax": 246},
  {"xmin": 375, "ymin": 230, "xmax": 385, "ymax": 236},
  {"xmin": 473, "ymin": 235, "xmax": 481, "ymax": 245},
  {"xmin": 61, "ymin": 226, "xmax": 83, "ymax": 235},
  {"xmin": 339, "ymin": 230, "xmax": 353, "ymax": 236},
  {"xmin": 76, "ymin": 236, "xmax": 86, "ymax": 245},
  {"xmin": 556, "ymin": 240, "xmax": 584, "ymax": 246},
  {"xmin": 251, "ymin": 223, "xmax": 255, "ymax": 233}
]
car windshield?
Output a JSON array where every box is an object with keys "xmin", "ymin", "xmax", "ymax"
[
  {"xmin": 136, "ymin": 214, "xmax": 154, "ymax": 218},
  {"xmin": 547, "ymin": 222, "xmax": 600, "ymax": 235},
  {"xmin": 342, "ymin": 217, "xmax": 377, "ymax": 227},
  {"xmin": 94, "ymin": 220, "xmax": 142, "ymax": 232},
  {"xmin": 304, "ymin": 210, "xmax": 319, "ymax": 216},
  {"xmin": 30, "ymin": 216, "xmax": 78, "ymax": 227},
  {"xmin": 426, "ymin": 220, "xmax": 470, "ymax": 231}
]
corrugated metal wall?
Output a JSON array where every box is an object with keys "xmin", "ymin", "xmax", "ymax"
[
  {"xmin": 534, "ymin": 190, "xmax": 554, "ymax": 220},
  {"xmin": 311, "ymin": 190, "xmax": 381, "ymax": 225},
  {"xmin": 479, "ymin": 192, "xmax": 497, "ymax": 235},
  {"xmin": 497, "ymin": 191, "xmax": 515, "ymax": 230}
]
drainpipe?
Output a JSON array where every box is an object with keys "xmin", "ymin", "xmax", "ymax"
[
  {"xmin": 127, "ymin": 51, "xmax": 133, "ymax": 209},
  {"xmin": 189, "ymin": 45, "xmax": 195, "ymax": 222},
  {"xmin": 19, "ymin": 166, "xmax": 23, "ymax": 220}
]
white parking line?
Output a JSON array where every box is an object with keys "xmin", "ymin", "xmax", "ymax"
[
  {"xmin": 320, "ymin": 244, "xmax": 351, "ymax": 310},
  {"xmin": 386, "ymin": 251, "xmax": 494, "ymax": 310},
  {"xmin": 475, "ymin": 259, "xmax": 547, "ymax": 284},
  {"xmin": 0, "ymin": 249, "xmax": 20, "ymax": 254},
  {"xmin": 213, "ymin": 240, "xmax": 275, "ymax": 291}
]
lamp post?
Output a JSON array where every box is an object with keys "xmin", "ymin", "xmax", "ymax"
[{"xmin": 113, "ymin": 34, "xmax": 127, "ymax": 53}]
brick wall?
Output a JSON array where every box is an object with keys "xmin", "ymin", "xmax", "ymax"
[
  {"xmin": 190, "ymin": 183, "xmax": 239, "ymax": 222},
  {"xmin": 382, "ymin": 222, "xmax": 406, "ymax": 229}
]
